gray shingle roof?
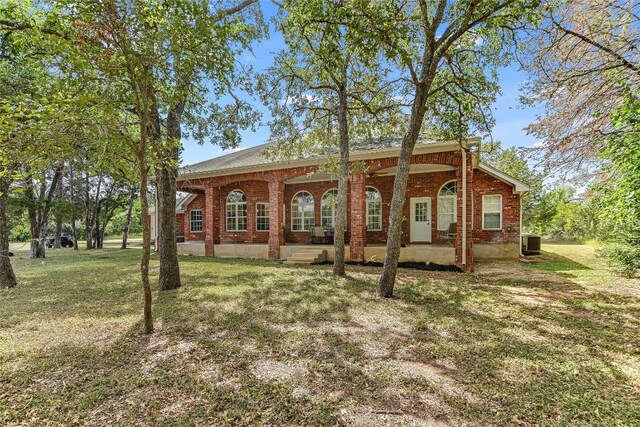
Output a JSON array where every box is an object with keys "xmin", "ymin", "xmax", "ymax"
[
  {"xmin": 179, "ymin": 136, "xmax": 444, "ymax": 179},
  {"xmin": 180, "ymin": 143, "xmax": 273, "ymax": 177}
]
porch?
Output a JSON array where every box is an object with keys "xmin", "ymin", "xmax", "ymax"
[
  {"xmin": 172, "ymin": 143, "xmax": 486, "ymax": 270},
  {"xmin": 177, "ymin": 242, "xmax": 456, "ymax": 265}
]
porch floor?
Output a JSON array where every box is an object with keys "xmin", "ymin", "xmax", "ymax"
[{"xmin": 177, "ymin": 241, "xmax": 455, "ymax": 265}]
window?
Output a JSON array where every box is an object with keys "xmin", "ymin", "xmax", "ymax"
[
  {"xmin": 482, "ymin": 194, "xmax": 502, "ymax": 230},
  {"xmin": 437, "ymin": 180, "xmax": 457, "ymax": 230},
  {"xmin": 256, "ymin": 203, "xmax": 270, "ymax": 231},
  {"xmin": 365, "ymin": 186, "xmax": 382, "ymax": 231},
  {"xmin": 190, "ymin": 209, "xmax": 203, "ymax": 233},
  {"xmin": 291, "ymin": 191, "xmax": 314, "ymax": 231},
  {"xmin": 226, "ymin": 190, "xmax": 247, "ymax": 231},
  {"xmin": 321, "ymin": 189, "xmax": 339, "ymax": 229}
]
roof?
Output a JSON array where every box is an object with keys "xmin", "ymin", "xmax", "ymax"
[
  {"xmin": 178, "ymin": 137, "xmax": 528, "ymax": 193},
  {"xmin": 181, "ymin": 143, "xmax": 273, "ymax": 178},
  {"xmin": 179, "ymin": 137, "xmax": 480, "ymax": 180},
  {"xmin": 477, "ymin": 162, "xmax": 530, "ymax": 193},
  {"xmin": 148, "ymin": 193, "xmax": 198, "ymax": 215},
  {"xmin": 176, "ymin": 193, "xmax": 198, "ymax": 212}
]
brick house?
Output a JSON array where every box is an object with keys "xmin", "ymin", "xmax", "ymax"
[{"xmin": 154, "ymin": 137, "xmax": 528, "ymax": 271}]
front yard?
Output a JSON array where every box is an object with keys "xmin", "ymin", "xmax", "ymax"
[{"xmin": 1, "ymin": 244, "xmax": 639, "ymax": 426}]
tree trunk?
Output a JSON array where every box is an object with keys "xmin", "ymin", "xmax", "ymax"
[
  {"xmin": 122, "ymin": 186, "xmax": 136, "ymax": 249},
  {"xmin": 138, "ymin": 155, "xmax": 154, "ymax": 334},
  {"xmin": 27, "ymin": 166, "xmax": 63, "ymax": 259},
  {"xmin": 99, "ymin": 207, "xmax": 116, "ymax": 249},
  {"xmin": 54, "ymin": 215, "xmax": 62, "ymax": 249},
  {"xmin": 0, "ymin": 174, "xmax": 17, "ymax": 289},
  {"xmin": 333, "ymin": 86, "xmax": 349, "ymax": 277},
  {"xmin": 69, "ymin": 165, "xmax": 79, "ymax": 250},
  {"xmin": 86, "ymin": 176, "xmax": 102, "ymax": 250},
  {"xmin": 157, "ymin": 103, "xmax": 184, "ymax": 291},
  {"xmin": 94, "ymin": 203, "xmax": 101, "ymax": 249},
  {"xmin": 378, "ymin": 88, "xmax": 429, "ymax": 297},
  {"xmin": 71, "ymin": 211, "xmax": 79, "ymax": 250}
]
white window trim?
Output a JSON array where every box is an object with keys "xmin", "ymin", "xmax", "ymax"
[
  {"xmin": 437, "ymin": 180, "xmax": 457, "ymax": 231},
  {"xmin": 365, "ymin": 186, "xmax": 383, "ymax": 231},
  {"xmin": 226, "ymin": 189, "xmax": 247, "ymax": 232},
  {"xmin": 321, "ymin": 189, "xmax": 339, "ymax": 229},
  {"xmin": 291, "ymin": 191, "xmax": 315, "ymax": 232},
  {"xmin": 256, "ymin": 202, "xmax": 270, "ymax": 232},
  {"xmin": 482, "ymin": 194, "xmax": 502, "ymax": 230},
  {"xmin": 190, "ymin": 209, "xmax": 203, "ymax": 233}
]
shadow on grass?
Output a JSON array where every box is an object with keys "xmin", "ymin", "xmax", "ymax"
[
  {"xmin": 527, "ymin": 249, "xmax": 593, "ymax": 273},
  {"xmin": 2, "ymin": 250, "xmax": 639, "ymax": 426}
]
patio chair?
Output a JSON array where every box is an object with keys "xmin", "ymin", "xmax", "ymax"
[
  {"xmin": 310, "ymin": 226, "xmax": 327, "ymax": 244},
  {"xmin": 439, "ymin": 223, "xmax": 457, "ymax": 246}
]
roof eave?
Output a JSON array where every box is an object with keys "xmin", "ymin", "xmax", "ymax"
[
  {"xmin": 477, "ymin": 162, "xmax": 530, "ymax": 194},
  {"xmin": 178, "ymin": 139, "xmax": 474, "ymax": 182}
]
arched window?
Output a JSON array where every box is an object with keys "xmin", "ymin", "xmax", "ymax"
[
  {"xmin": 365, "ymin": 186, "xmax": 382, "ymax": 231},
  {"xmin": 226, "ymin": 190, "xmax": 247, "ymax": 231},
  {"xmin": 291, "ymin": 191, "xmax": 315, "ymax": 231},
  {"xmin": 437, "ymin": 180, "xmax": 457, "ymax": 230},
  {"xmin": 321, "ymin": 189, "xmax": 339, "ymax": 229}
]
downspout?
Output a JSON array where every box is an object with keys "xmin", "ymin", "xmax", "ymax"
[
  {"xmin": 519, "ymin": 194, "xmax": 523, "ymax": 257},
  {"xmin": 462, "ymin": 149, "xmax": 467, "ymax": 269}
]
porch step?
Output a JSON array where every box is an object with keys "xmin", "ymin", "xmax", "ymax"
[{"xmin": 284, "ymin": 248, "xmax": 328, "ymax": 265}]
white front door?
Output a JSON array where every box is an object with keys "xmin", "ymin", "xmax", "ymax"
[{"xmin": 410, "ymin": 197, "xmax": 432, "ymax": 242}]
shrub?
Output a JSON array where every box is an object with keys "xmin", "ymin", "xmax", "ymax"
[
  {"xmin": 9, "ymin": 224, "xmax": 30, "ymax": 242},
  {"xmin": 601, "ymin": 242, "xmax": 640, "ymax": 278}
]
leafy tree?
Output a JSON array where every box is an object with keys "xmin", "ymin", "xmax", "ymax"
[
  {"xmin": 596, "ymin": 89, "xmax": 640, "ymax": 276},
  {"xmin": 52, "ymin": 0, "xmax": 265, "ymax": 292},
  {"xmin": 1, "ymin": 0, "xmax": 157, "ymax": 331},
  {"xmin": 520, "ymin": 0, "xmax": 639, "ymax": 275},
  {"xmin": 481, "ymin": 141, "xmax": 543, "ymax": 231},
  {"xmin": 351, "ymin": 0, "xmax": 540, "ymax": 297},
  {"xmin": 264, "ymin": 0, "xmax": 401, "ymax": 276},
  {"xmin": 522, "ymin": 0, "xmax": 640, "ymax": 178},
  {"xmin": 0, "ymin": 1, "xmax": 71, "ymax": 282}
]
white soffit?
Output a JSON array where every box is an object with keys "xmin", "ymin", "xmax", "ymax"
[{"xmin": 374, "ymin": 164, "xmax": 456, "ymax": 176}]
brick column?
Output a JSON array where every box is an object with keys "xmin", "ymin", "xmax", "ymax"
[
  {"xmin": 465, "ymin": 154, "xmax": 474, "ymax": 271},
  {"xmin": 455, "ymin": 162, "xmax": 463, "ymax": 268},
  {"xmin": 455, "ymin": 152, "xmax": 474, "ymax": 271},
  {"xmin": 268, "ymin": 180, "xmax": 285, "ymax": 260},
  {"xmin": 204, "ymin": 186, "xmax": 219, "ymax": 257},
  {"xmin": 349, "ymin": 171, "xmax": 366, "ymax": 262}
]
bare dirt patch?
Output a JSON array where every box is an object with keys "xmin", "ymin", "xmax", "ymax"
[
  {"xmin": 341, "ymin": 406, "xmax": 451, "ymax": 427},
  {"xmin": 252, "ymin": 359, "xmax": 309, "ymax": 382}
]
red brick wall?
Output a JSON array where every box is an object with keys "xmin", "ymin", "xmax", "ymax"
[
  {"xmin": 472, "ymin": 170, "xmax": 520, "ymax": 244},
  {"xmin": 176, "ymin": 213, "xmax": 185, "ymax": 238},
  {"xmin": 183, "ymin": 193, "xmax": 206, "ymax": 241},
  {"xmin": 283, "ymin": 180, "xmax": 349, "ymax": 244},
  {"xmin": 218, "ymin": 180, "xmax": 270, "ymax": 244},
  {"xmin": 366, "ymin": 170, "xmax": 458, "ymax": 245},
  {"xmin": 177, "ymin": 152, "xmax": 521, "ymax": 249}
]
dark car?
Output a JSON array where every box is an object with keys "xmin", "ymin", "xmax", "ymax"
[{"xmin": 46, "ymin": 235, "xmax": 75, "ymax": 248}]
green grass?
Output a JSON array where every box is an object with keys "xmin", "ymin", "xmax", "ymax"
[{"xmin": 1, "ymin": 243, "xmax": 639, "ymax": 426}]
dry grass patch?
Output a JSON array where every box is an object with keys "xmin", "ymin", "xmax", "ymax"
[{"xmin": 1, "ymin": 244, "xmax": 639, "ymax": 426}]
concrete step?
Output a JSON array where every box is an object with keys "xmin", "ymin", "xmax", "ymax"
[{"xmin": 285, "ymin": 249, "xmax": 327, "ymax": 265}]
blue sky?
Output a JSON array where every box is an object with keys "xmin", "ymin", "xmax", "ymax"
[{"xmin": 180, "ymin": 4, "xmax": 542, "ymax": 166}]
